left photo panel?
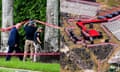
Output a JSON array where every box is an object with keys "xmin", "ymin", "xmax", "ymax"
[{"xmin": 0, "ymin": 0, "xmax": 60, "ymax": 72}]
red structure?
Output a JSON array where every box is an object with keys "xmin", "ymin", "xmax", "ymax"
[
  {"xmin": 76, "ymin": 10, "xmax": 120, "ymax": 43},
  {"xmin": 88, "ymin": 29, "xmax": 99, "ymax": 37}
]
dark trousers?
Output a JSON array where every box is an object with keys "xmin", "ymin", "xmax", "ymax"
[{"xmin": 6, "ymin": 46, "xmax": 23, "ymax": 61}]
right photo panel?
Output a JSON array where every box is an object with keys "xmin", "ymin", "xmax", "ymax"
[{"xmin": 60, "ymin": 0, "xmax": 120, "ymax": 72}]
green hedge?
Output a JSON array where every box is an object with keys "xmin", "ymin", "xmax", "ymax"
[
  {"xmin": 14, "ymin": 0, "xmax": 46, "ymax": 23},
  {"xmin": 0, "ymin": 0, "xmax": 46, "ymax": 50},
  {"xmin": 14, "ymin": 0, "xmax": 46, "ymax": 50}
]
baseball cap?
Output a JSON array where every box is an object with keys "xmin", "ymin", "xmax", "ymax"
[{"xmin": 29, "ymin": 19, "xmax": 36, "ymax": 25}]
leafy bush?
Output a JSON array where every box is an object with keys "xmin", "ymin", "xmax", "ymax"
[
  {"xmin": 0, "ymin": 0, "xmax": 46, "ymax": 50},
  {"xmin": 14, "ymin": 0, "xmax": 46, "ymax": 23},
  {"xmin": 13, "ymin": 0, "xmax": 46, "ymax": 50}
]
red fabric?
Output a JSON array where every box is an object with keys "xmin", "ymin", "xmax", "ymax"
[{"xmin": 88, "ymin": 29, "xmax": 99, "ymax": 37}]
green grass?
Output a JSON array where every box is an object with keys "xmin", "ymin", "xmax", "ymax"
[
  {"xmin": 0, "ymin": 69, "xmax": 14, "ymax": 72},
  {"xmin": 0, "ymin": 57, "xmax": 60, "ymax": 72}
]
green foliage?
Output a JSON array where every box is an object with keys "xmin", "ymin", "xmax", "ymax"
[
  {"xmin": 0, "ymin": 0, "xmax": 46, "ymax": 50},
  {"xmin": 13, "ymin": 0, "xmax": 46, "ymax": 49},
  {"xmin": 14, "ymin": 0, "xmax": 46, "ymax": 23}
]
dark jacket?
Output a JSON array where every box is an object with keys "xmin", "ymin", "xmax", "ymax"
[
  {"xmin": 8, "ymin": 27, "xmax": 19, "ymax": 47},
  {"xmin": 24, "ymin": 25, "xmax": 37, "ymax": 40},
  {"xmin": 34, "ymin": 32, "xmax": 41, "ymax": 44}
]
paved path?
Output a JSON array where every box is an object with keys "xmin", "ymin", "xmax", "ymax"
[{"xmin": 0, "ymin": 67, "xmax": 41, "ymax": 72}]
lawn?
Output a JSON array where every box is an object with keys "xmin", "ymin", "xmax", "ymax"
[
  {"xmin": 0, "ymin": 69, "xmax": 14, "ymax": 72},
  {"xmin": 0, "ymin": 57, "xmax": 60, "ymax": 72}
]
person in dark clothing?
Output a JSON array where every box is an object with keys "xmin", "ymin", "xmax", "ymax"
[
  {"xmin": 33, "ymin": 27, "xmax": 43, "ymax": 62},
  {"xmin": 24, "ymin": 24, "xmax": 37, "ymax": 40},
  {"xmin": 6, "ymin": 27, "xmax": 23, "ymax": 61},
  {"xmin": 6, "ymin": 20, "xmax": 27, "ymax": 61},
  {"xmin": 23, "ymin": 20, "xmax": 37, "ymax": 61}
]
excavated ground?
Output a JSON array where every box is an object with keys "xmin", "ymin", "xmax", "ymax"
[{"xmin": 60, "ymin": 5, "xmax": 120, "ymax": 71}]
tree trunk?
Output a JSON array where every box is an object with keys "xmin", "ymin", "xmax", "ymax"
[
  {"xmin": 0, "ymin": 0, "xmax": 13, "ymax": 52},
  {"xmin": 44, "ymin": 0, "xmax": 59, "ymax": 52}
]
